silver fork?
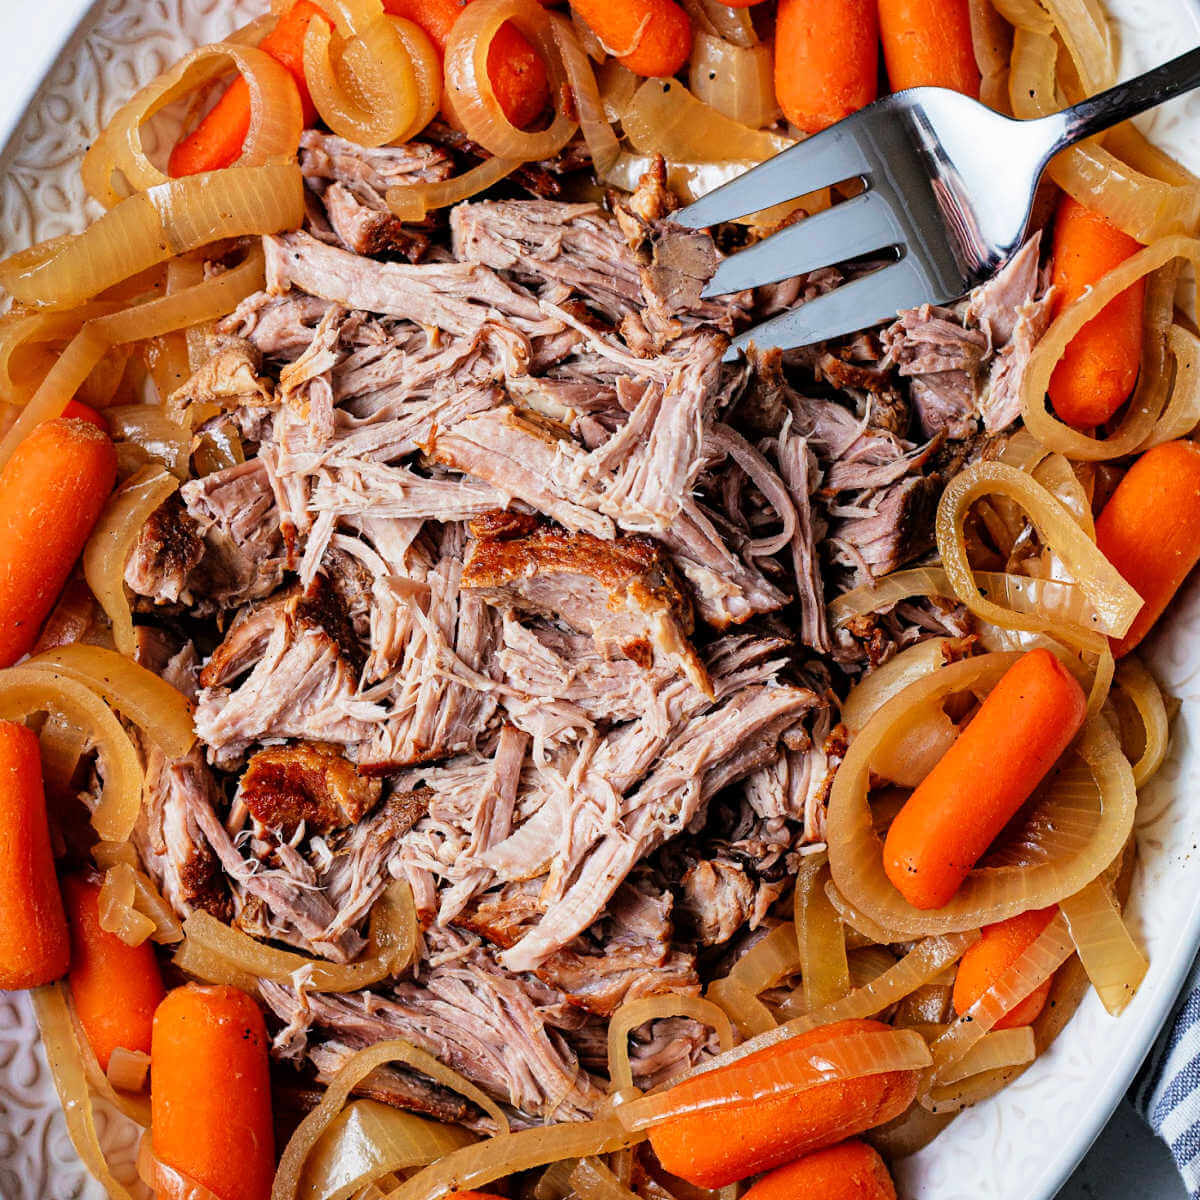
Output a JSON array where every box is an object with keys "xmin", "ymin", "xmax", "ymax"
[{"xmin": 675, "ymin": 46, "xmax": 1200, "ymax": 360}]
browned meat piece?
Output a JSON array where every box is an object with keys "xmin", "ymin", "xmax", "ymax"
[
  {"xmin": 832, "ymin": 471, "xmax": 946, "ymax": 578},
  {"xmin": 168, "ymin": 338, "xmax": 274, "ymax": 419},
  {"xmin": 180, "ymin": 456, "xmax": 287, "ymax": 607},
  {"xmin": 678, "ymin": 859, "xmax": 755, "ymax": 946},
  {"xmin": 306, "ymin": 1040, "xmax": 484, "ymax": 1126},
  {"xmin": 194, "ymin": 575, "xmax": 372, "ymax": 766},
  {"xmin": 130, "ymin": 642, "xmax": 231, "ymax": 921},
  {"xmin": 300, "ymin": 133, "xmax": 452, "ymax": 260},
  {"xmin": 123, "ymin": 494, "xmax": 205, "ymax": 608},
  {"xmin": 237, "ymin": 742, "xmax": 382, "ymax": 838},
  {"xmin": 264, "ymin": 231, "xmax": 557, "ymax": 339},
  {"xmin": 463, "ymin": 512, "xmax": 711, "ymax": 695},
  {"xmin": 778, "ymin": 432, "xmax": 830, "ymax": 653}
]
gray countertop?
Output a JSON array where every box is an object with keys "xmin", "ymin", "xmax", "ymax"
[{"xmin": 1060, "ymin": 1102, "xmax": 1186, "ymax": 1200}]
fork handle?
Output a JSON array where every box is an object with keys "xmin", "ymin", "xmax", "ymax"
[{"xmin": 1041, "ymin": 45, "xmax": 1200, "ymax": 156}]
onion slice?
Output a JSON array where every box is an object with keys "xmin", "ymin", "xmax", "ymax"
[
  {"xmin": 708, "ymin": 923, "xmax": 801, "ymax": 1037},
  {"xmin": 104, "ymin": 405, "xmax": 191, "ymax": 479},
  {"xmin": 0, "ymin": 667, "xmax": 143, "ymax": 841},
  {"xmin": 81, "ymin": 43, "xmax": 302, "ymax": 205},
  {"xmin": 301, "ymin": 1100, "xmax": 475, "ymax": 1200},
  {"xmin": 26, "ymin": 644, "xmax": 195, "ymax": 758},
  {"xmin": 1059, "ymin": 878, "xmax": 1148, "ymax": 1015},
  {"xmin": 608, "ymin": 995, "xmax": 733, "ymax": 1092},
  {"xmin": 176, "ymin": 881, "xmax": 417, "ymax": 993},
  {"xmin": 443, "ymin": 0, "xmax": 576, "ymax": 160},
  {"xmin": 689, "ymin": 33, "xmax": 777, "ymax": 130},
  {"xmin": 0, "ymin": 165, "xmax": 302, "ymax": 309},
  {"xmin": 936, "ymin": 461, "xmax": 1141, "ymax": 643},
  {"xmin": 552, "ymin": 15, "xmax": 620, "ymax": 177},
  {"xmin": 925, "ymin": 1026, "xmax": 1037, "ymax": 1091},
  {"xmin": 795, "ymin": 854, "xmax": 851, "ymax": 1012},
  {"xmin": 0, "ymin": 244, "xmax": 266, "ymax": 470},
  {"xmin": 93, "ymin": 841, "xmax": 183, "ymax": 944},
  {"xmin": 82, "ymin": 464, "xmax": 180, "ymax": 659},
  {"xmin": 387, "ymin": 156, "xmax": 522, "ymax": 221},
  {"xmin": 827, "ymin": 655, "xmax": 1137, "ymax": 938},
  {"xmin": 31, "ymin": 984, "xmax": 136, "ymax": 1200},
  {"xmin": 1112, "ymin": 657, "xmax": 1170, "ymax": 787},
  {"xmin": 929, "ymin": 912, "xmax": 1075, "ymax": 1080},
  {"xmin": 99, "ymin": 863, "xmax": 158, "ymax": 946}
]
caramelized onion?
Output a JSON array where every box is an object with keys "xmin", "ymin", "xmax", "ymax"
[
  {"xmin": 104, "ymin": 405, "xmax": 191, "ymax": 479},
  {"xmin": 389, "ymin": 16, "xmax": 442, "ymax": 142},
  {"xmin": 304, "ymin": 2, "xmax": 422, "ymax": 147},
  {"xmin": 689, "ymin": 33, "xmax": 777, "ymax": 130},
  {"xmin": 82, "ymin": 465, "xmax": 180, "ymax": 659},
  {"xmin": 32, "ymin": 984, "xmax": 136, "ymax": 1200},
  {"xmin": 936, "ymin": 462, "xmax": 1141, "ymax": 642},
  {"xmin": 1059, "ymin": 878, "xmax": 1147, "ymax": 1015},
  {"xmin": 676, "ymin": 0, "xmax": 757, "ymax": 48},
  {"xmin": 1144, "ymin": 325, "xmax": 1200, "ymax": 447},
  {"xmin": 827, "ymin": 655, "xmax": 1137, "ymax": 937},
  {"xmin": 0, "ymin": 244, "xmax": 265, "ymax": 470},
  {"xmin": 709, "ymin": 923, "xmax": 801, "ymax": 1036},
  {"xmin": 1020, "ymin": 241, "xmax": 1199, "ymax": 458},
  {"xmin": 383, "ymin": 1118, "xmax": 639, "ymax": 1200},
  {"xmin": 177, "ymin": 881, "xmax": 417, "ymax": 992},
  {"xmin": 301, "ymin": 1101, "xmax": 475, "ymax": 1200},
  {"xmin": 570, "ymin": 1157, "xmax": 640, "ymax": 1200},
  {"xmin": 616, "ymin": 1029, "xmax": 931, "ymax": 1133},
  {"xmin": 27, "ymin": 644, "xmax": 195, "ymax": 758},
  {"xmin": 553, "ymin": 15, "xmax": 620, "ymax": 176},
  {"xmin": 81, "ymin": 44, "xmax": 302, "ymax": 205},
  {"xmin": 93, "ymin": 841, "xmax": 183, "ymax": 944},
  {"xmin": 0, "ymin": 165, "xmax": 301, "ymax": 309},
  {"xmin": 608, "ymin": 995, "xmax": 734, "ymax": 1092},
  {"xmin": 0, "ymin": 667, "xmax": 142, "ymax": 840},
  {"xmin": 795, "ymin": 854, "xmax": 850, "ymax": 1012},
  {"xmin": 387, "ymin": 156, "xmax": 522, "ymax": 220},
  {"xmin": 1040, "ymin": 0, "xmax": 1114, "ymax": 93},
  {"xmin": 1113, "ymin": 657, "xmax": 1170, "ymax": 787},
  {"xmin": 99, "ymin": 863, "xmax": 157, "ymax": 946},
  {"xmin": 443, "ymin": 0, "xmax": 576, "ymax": 159},
  {"xmin": 107, "ymin": 1047, "xmax": 151, "ymax": 1095},
  {"xmin": 622, "ymin": 78, "xmax": 790, "ymax": 164},
  {"xmin": 927, "ymin": 1026, "xmax": 1036, "ymax": 1092},
  {"xmin": 929, "ymin": 912, "xmax": 1075, "ymax": 1079}
]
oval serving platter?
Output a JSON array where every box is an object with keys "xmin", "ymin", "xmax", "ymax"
[{"xmin": 1, "ymin": 2, "xmax": 1199, "ymax": 1197}]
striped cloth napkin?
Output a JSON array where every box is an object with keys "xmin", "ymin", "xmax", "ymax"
[{"xmin": 1133, "ymin": 958, "xmax": 1200, "ymax": 1196}]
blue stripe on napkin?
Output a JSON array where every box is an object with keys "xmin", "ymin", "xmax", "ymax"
[{"xmin": 1133, "ymin": 958, "xmax": 1200, "ymax": 1197}]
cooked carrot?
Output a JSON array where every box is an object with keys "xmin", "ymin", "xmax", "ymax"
[
  {"xmin": 1095, "ymin": 439, "xmax": 1200, "ymax": 657},
  {"xmin": 151, "ymin": 984, "xmax": 275, "ymax": 1200},
  {"xmin": 60, "ymin": 399, "xmax": 107, "ymax": 432},
  {"xmin": 878, "ymin": 0, "xmax": 980, "ymax": 97},
  {"xmin": 774, "ymin": 0, "xmax": 879, "ymax": 134},
  {"xmin": 169, "ymin": 0, "xmax": 327, "ymax": 178},
  {"xmin": 883, "ymin": 648, "xmax": 1087, "ymax": 910},
  {"xmin": 0, "ymin": 418, "xmax": 116, "ymax": 669},
  {"xmin": 566, "ymin": 0, "xmax": 691, "ymax": 78},
  {"xmin": 952, "ymin": 907, "xmax": 1057, "ymax": 1029},
  {"xmin": 0, "ymin": 721, "xmax": 70, "ymax": 990},
  {"xmin": 1048, "ymin": 195, "xmax": 1146, "ymax": 429},
  {"xmin": 62, "ymin": 875, "xmax": 165, "ymax": 1071},
  {"xmin": 648, "ymin": 1019, "xmax": 919, "ymax": 1188},
  {"xmin": 384, "ymin": 0, "xmax": 551, "ymax": 128},
  {"xmin": 741, "ymin": 1140, "xmax": 897, "ymax": 1200}
]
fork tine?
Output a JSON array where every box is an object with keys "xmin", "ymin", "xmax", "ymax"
[
  {"xmin": 702, "ymin": 190, "xmax": 904, "ymax": 298},
  {"xmin": 722, "ymin": 257, "xmax": 931, "ymax": 361},
  {"xmin": 671, "ymin": 119, "xmax": 873, "ymax": 230}
]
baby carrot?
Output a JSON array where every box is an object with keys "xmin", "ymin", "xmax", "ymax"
[
  {"xmin": 0, "ymin": 721, "xmax": 70, "ymax": 990},
  {"xmin": 741, "ymin": 1140, "xmax": 897, "ymax": 1200},
  {"xmin": 878, "ymin": 0, "xmax": 980, "ymax": 97},
  {"xmin": 152, "ymin": 984, "xmax": 275, "ymax": 1200},
  {"xmin": 774, "ymin": 0, "xmax": 879, "ymax": 134},
  {"xmin": 1048, "ymin": 194, "xmax": 1146, "ymax": 429},
  {"xmin": 169, "ymin": 0, "xmax": 326, "ymax": 178},
  {"xmin": 62, "ymin": 875, "xmax": 165, "ymax": 1070},
  {"xmin": 1096, "ymin": 439, "xmax": 1200, "ymax": 657},
  {"xmin": 567, "ymin": 0, "xmax": 692, "ymax": 78},
  {"xmin": 883, "ymin": 649, "xmax": 1087, "ymax": 910},
  {"xmin": 952, "ymin": 907, "xmax": 1058, "ymax": 1029},
  {"xmin": 648, "ymin": 1019, "xmax": 919, "ymax": 1188},
  {"xmin": 0, "ymin": 417, "xmax": 116, "ymax": 669},
  {"xmin": 59, "ymin": 400, "xmax": 108, "ymax": 432},
  {"xmin": 384, "ymin": 0, "xmax": 551, "ymax": 128}
]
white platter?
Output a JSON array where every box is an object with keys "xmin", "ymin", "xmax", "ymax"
[{"xmin": 1, "ymin": 2, "xmax": 1200, "ymax": 1197}]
